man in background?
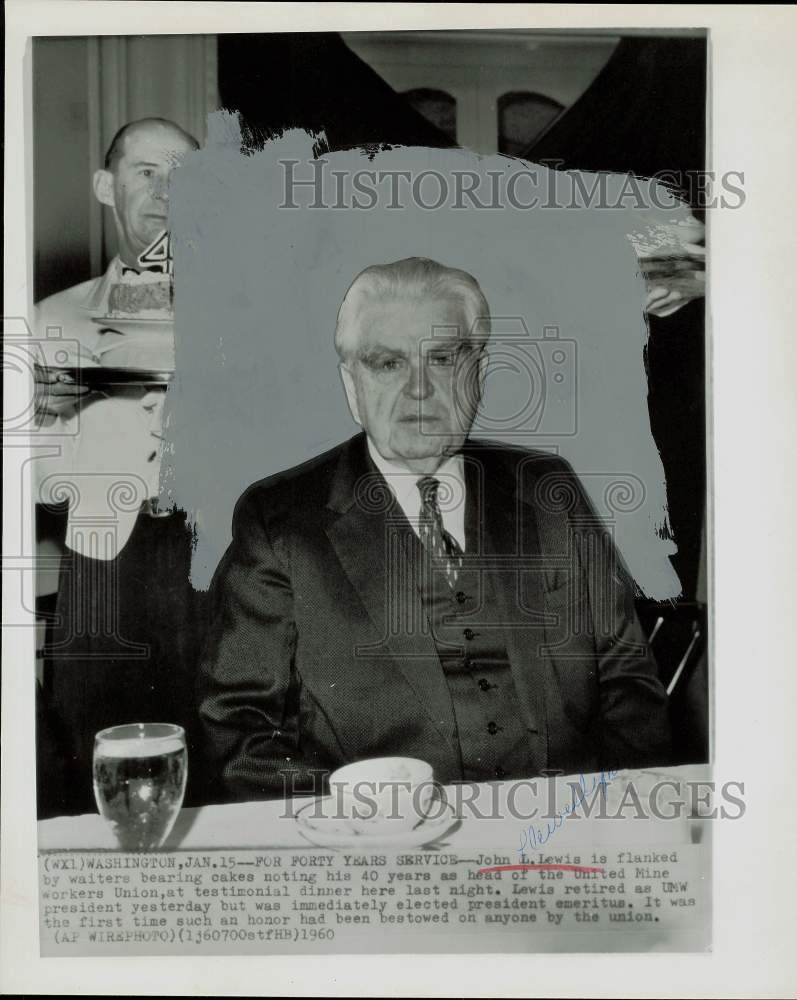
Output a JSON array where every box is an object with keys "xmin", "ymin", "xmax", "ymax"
[
  {"xmin": 33, "ymin": 118, "xmax": 207, "ymax": 816},
  {"xmin": 34, "ymin": 116, "xmax": 197, "ymax": 415}
]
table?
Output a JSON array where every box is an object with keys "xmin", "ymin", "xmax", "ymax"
[
  {"xmin": 39, "ymin": 765, "xmax": 709, "ymax": 852},
  {"xmin": 37, "ymin": 766, "xmax": 712, "ymax": 956}
]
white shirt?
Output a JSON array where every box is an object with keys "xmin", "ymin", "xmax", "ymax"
[{"xmin": 367, "ymin": 438, "xmax": 467, "ymax": 551}]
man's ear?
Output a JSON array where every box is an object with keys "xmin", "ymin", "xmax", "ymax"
[
  {"xmin": 477, "ymin": 348, "xmax": 489, "ymax": 397},
  {"xmin": 93, "ymin": 169, "xmax": 115, "ymax": 208},
  {"xmin": 338, "ymin": 363, "xmax": 362, "ymax": 426}
]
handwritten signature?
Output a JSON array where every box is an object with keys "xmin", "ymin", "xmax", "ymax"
[{"xmin": 517, "ymin": 769, "xmax": 619, "ymax": 855}]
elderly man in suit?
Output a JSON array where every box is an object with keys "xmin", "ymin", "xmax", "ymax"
[{"xmin": 199, "ymin": 257, "xmax": 670, "ymax": 800}]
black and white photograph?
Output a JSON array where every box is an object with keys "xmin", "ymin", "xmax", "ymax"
[{"xmin": 3, "ymin": 2, "xmax": 796, "ymax": 996}]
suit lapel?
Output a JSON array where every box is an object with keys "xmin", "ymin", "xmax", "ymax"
[{"xmin": 324, "ymin": 436, "xmax": 458, "ymax": 743}]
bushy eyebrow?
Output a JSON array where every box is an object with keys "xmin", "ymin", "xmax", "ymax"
[
  {"xmin": 355, "ymin": 340, "xmax": 481, "ymax": 365},
  {"xmin": 425, "ymin": 339, "xmax": 462, "ymax": 352},
  {"xmin": 355, "ymin": 346, "xmax": 406, "ymax": 364}
]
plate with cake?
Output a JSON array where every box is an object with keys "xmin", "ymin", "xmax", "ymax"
[{"xmin": 88, "ymin": 266, "xmax": 176, "ymax": 378}]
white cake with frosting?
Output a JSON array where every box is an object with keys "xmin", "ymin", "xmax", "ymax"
[{"xmin": 107, "ymin": 269, "xmax": 173, "ymax": 321}]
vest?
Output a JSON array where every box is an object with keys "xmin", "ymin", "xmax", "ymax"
[{"xmin": 399, "ymin": 484, "xmax": 535, "ymax": 782}]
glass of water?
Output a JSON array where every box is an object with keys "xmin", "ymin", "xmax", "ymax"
[{"xmin": 93, "ymin": 723, "xmax": 187, "ymax": 850}]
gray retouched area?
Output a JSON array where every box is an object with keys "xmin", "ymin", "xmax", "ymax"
[{"xmin": 163, "ymin": 111, "xmax": 681, "ymax": 596}]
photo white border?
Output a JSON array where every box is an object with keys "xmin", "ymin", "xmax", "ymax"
[{"xmin": 4, "ymin": 3, "xmax": 796, "ymax": 996}]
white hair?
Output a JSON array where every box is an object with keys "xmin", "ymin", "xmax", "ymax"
[{"xmin": 334, "ymin": 256, "xmax": 491, "ymax": 360}]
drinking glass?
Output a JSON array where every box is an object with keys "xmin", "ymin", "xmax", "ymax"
[{"xmin": 93, "ymin": 723, "xmax": 187, "ymax": 850}]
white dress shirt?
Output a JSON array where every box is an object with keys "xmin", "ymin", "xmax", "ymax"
[{"xmin": 367, "ymin": 438, "xmax": 467, "ymax": 551}]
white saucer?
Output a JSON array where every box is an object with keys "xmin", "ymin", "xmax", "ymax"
[{"xmin": 295, "ymin": 797, "xmax": 460, "ymax": 849}]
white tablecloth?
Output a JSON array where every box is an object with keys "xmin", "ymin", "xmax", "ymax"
[{"xmin": 38, "ymin": 766, "xmax": 709, "ymax": 853}]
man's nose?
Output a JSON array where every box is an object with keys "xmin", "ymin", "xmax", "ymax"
[
  {"xmin": 151, "ymin": 173, "xmax": 170, "ymax": 201},
  {"xmin": 403, "ymin": 360, "xmax": 432, "ymax": 400}
]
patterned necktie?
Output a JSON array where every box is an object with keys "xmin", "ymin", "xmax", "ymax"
[{"xmin": 417, "ymin": 476, "xmax": 464, "ymax": 588}]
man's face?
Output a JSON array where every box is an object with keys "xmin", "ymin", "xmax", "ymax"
[
  {"xmin": 94, "ymin": 124, "xmax": 194, "ymax": 265},
  {"xmin": 340, "ymin": 295, "xmax": 485, "ymax": 473}
]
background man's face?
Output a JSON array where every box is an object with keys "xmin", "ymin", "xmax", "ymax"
[
  {"xmin": 98, "ymin": 125, "xmax": 194, "ymax": 264},
  {"xmin": 340, "ymin": 295, "xmax": 484, "ymax": 472}
]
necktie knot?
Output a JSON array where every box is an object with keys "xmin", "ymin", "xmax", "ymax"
[{"xmin": 417, "ymin": 476, "xmax": 440, "ymax": 510}]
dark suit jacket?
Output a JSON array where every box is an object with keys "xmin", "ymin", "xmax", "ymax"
[{"xmin": 199, "ymin": 433, "xmax": 670, "ymax": 800}]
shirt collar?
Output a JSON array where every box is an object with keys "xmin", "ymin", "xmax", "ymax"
[
  {"xmin": 367, "ymin": 437, "xmax": 463, "ymax": 498},
  {"xmin": 85, "ymin": 256, "xmax": 123, "ymax": 313},
  {"xmin": 366, "ymin": 437, "xmax": 467, "ymax": 551}
]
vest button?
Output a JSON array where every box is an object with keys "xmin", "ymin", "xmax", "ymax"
[
  {"xmin": 494, "ymin": 765, "xmax": 507, "ymax": 779},
  {"xmin": 455, "ymin": 591, "xmax": 468, "ymax": 604},
  {"xmin": 463, "ymin": 628, "xmax": 475, "ymax": 641},
  {"xmin": 478, "ymin": 678, "xmax": 491, "ymax": 692},
  {"xmin": 487, "ymin": 721, "xmax": 499, "ymax": 735}
]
